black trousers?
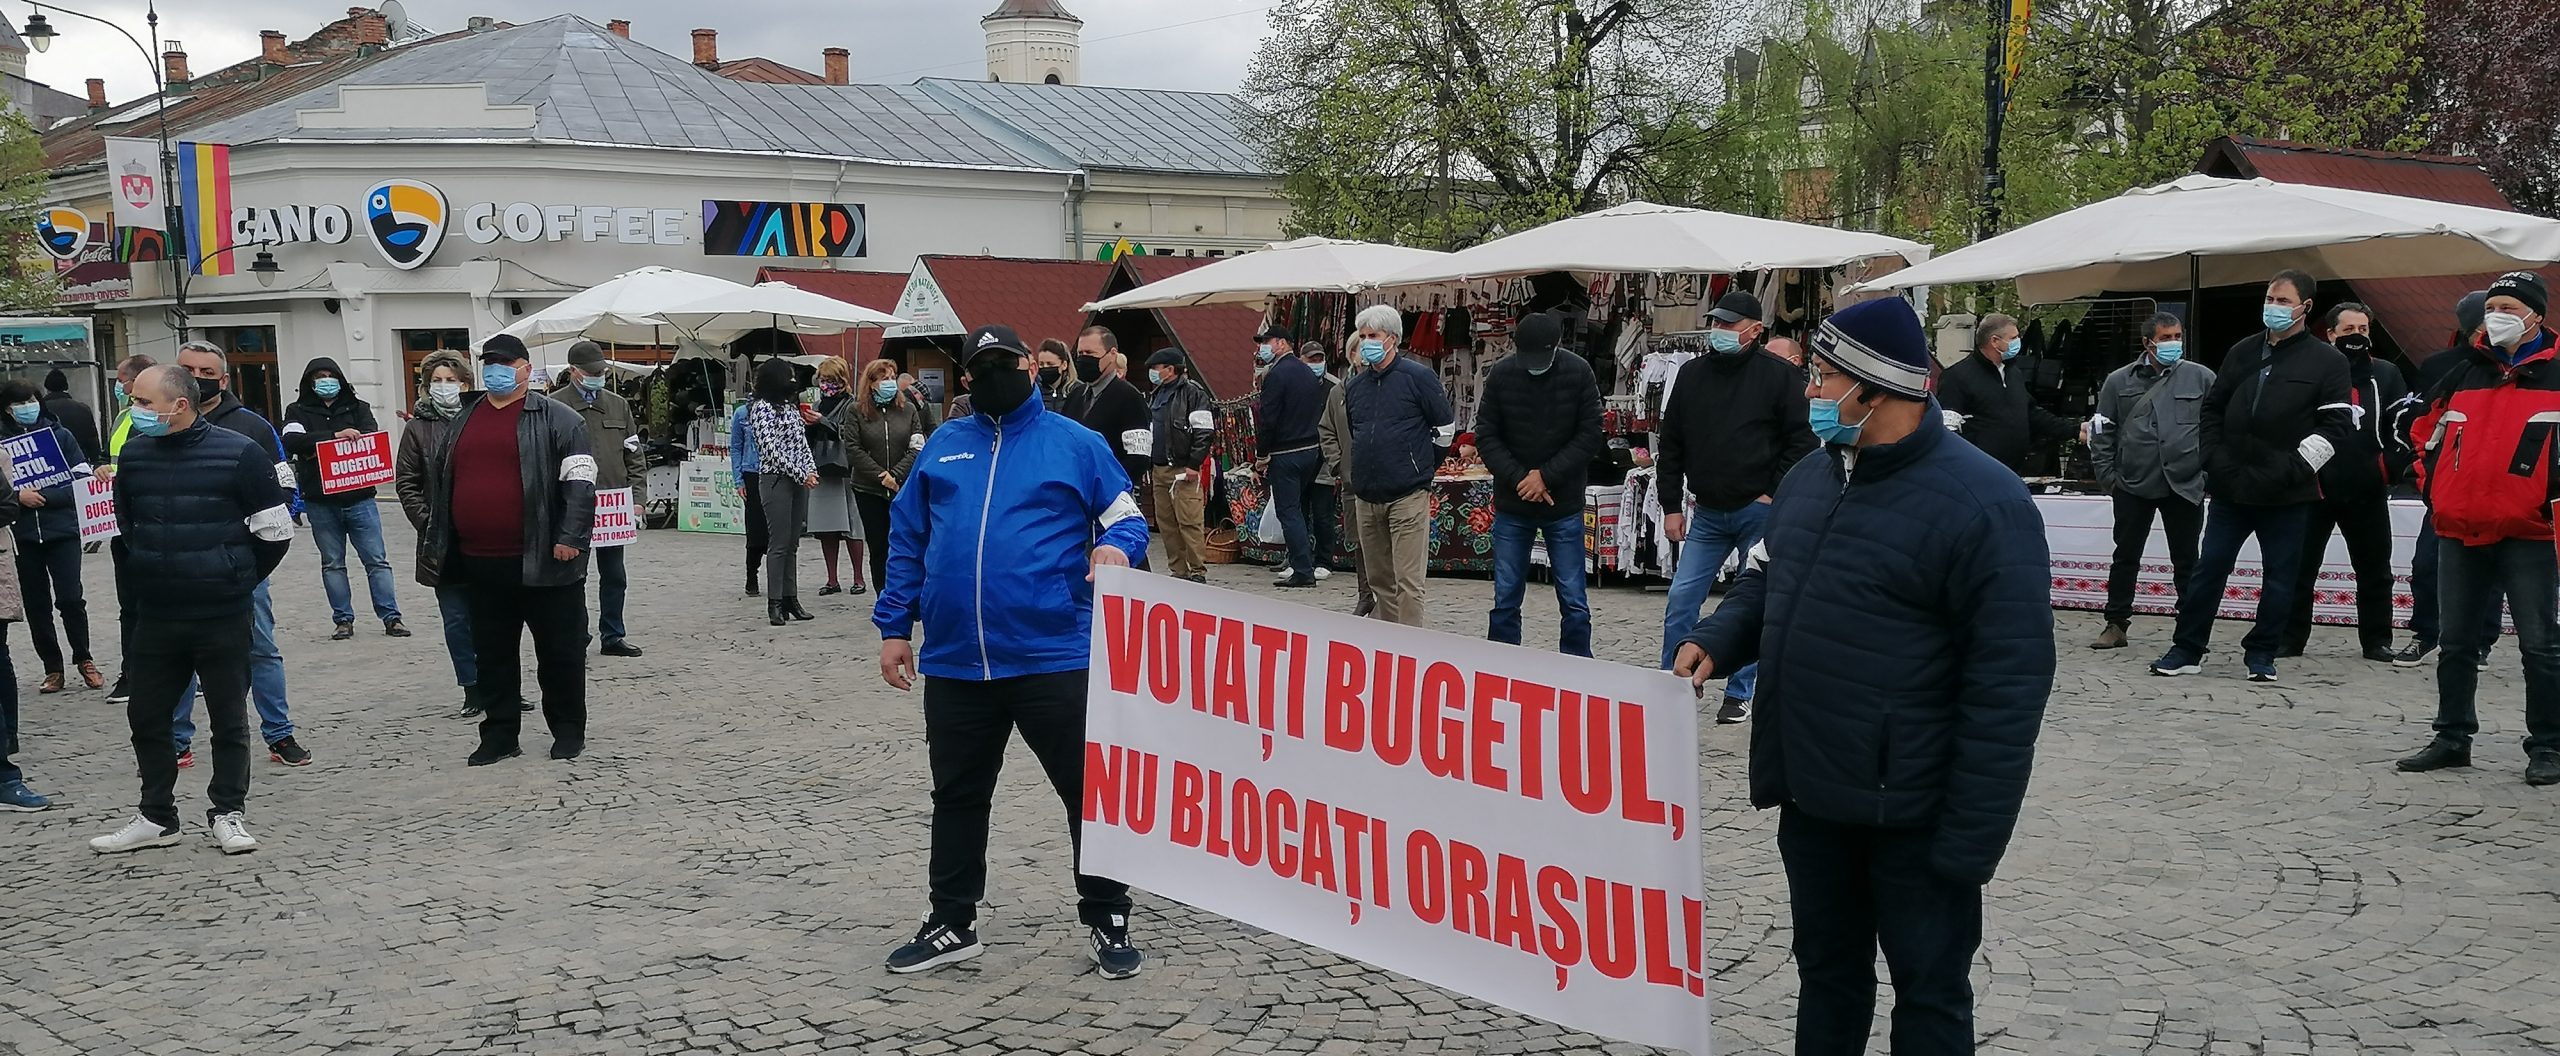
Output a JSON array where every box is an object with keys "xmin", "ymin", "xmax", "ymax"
[
  {"xmin": 740, "ymin": 471, "xmax": 769, "ymax": 580},
  {"xmin": 1310, "ymin": 481, "xmax": 1343, "ymax": 570},
  {"xmin": 127, "ymin": 612, "xmax": 253, "ymax": 827},
  {"xmin": 2103, "ymin": 489, "xmax": 2203, "ymax": 626},
  {"xmin": 456, "ymin": 555, "xmax": 588, "ymax": 749},
  {"xmin": 1779, "ymin": 806, "xmax": 1980, "ymax": 1056},
  {"xmin": 924, "ymin": 670, "xmax": 1133, "ymax": 930},
  {"xmin": 17, "ymin": 536, "xmax": 91, "ymax": 672},
  {"xmin": 2283, "ymin": 493, "xmax": 2398, "ymax": 654},
  {"xmin": 855, "ymin": 489, "xmax": 895, "ymax": 590}
]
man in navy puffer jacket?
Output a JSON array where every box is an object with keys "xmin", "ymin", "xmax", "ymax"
[
  {"xmin": 874, "ymin": 324, "xmax": 1152, "ymax": 982},
  {"xmin": 1677, "ymin": 296, "xmax": 2054, "ymax": 1055}
]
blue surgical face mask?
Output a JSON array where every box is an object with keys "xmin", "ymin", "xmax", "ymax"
[
  {"xmin": 481, "ymin": 362, "xmax": 521, "ymax": 395},
  {"xmin": 2004, "ymin": 337, "xmax": 2023, "ymax": 359},
  {"xmin": 2152, "ymin": 340, "xmax": 2184, "ymax": 366},
  {"xmin": 2263, "ymin": 302, "xmax": 2297, "ymax": 333},
  {"xmin": 873, "ymin": 379, "xmax": 899, "ymax": 404},
  {"xmin": 578, "ymin": 372, "xmax": 608, "ymax": 393},
  {"xmin": 1808, "ymin": 395, "xmax": 1867, "ymax": 446},
  {"xmin": 428, "ymin": 381, "xmax": 463, "ymax": 404},
  {"xmin": 131, "ymin": 405, "xmax": 169, "ymax": 437},
  {"xmin": 112, "ymin": 382, "xmax": 126, "ymax": 407},
  {"xmin": 1255, "ymin": 344, "xmax": 1276, "ymax": 365},
  {"xmin": 313, "ymin": 377, "xmax": 342, "ymax": 399},
  {"xmin": 8, "ymin": 403, "xmax": 39, "ymax": 426},
  {"xmin": 1707, "ymin": 328, "xmax": 1744, "ymax": 354},
  {"xmin": 1358, "ymin": 339, "xmax": 1387, "ymax": 366}
]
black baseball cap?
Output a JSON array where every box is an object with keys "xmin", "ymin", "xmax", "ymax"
[
  {"xmin": 480, "ymin": 333, "xmax": 531, "ymax": 363},
  {"xmin": 1255, "ymin": 324, "xmax": 1288, "ymax": 343},
  {"xmin": 1514, "ymin": 312, "xmax": 1562, "ymax": 371},
  {"xmin": 1708, "ymin": 291, "xmax": 1764, "ymax": 326},
  {"xmin": 963, "ymin": 324, "xmax": 1029, "ymax": 368}
]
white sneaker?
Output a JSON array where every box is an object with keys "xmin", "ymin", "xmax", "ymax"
[
  {"xmin": 89, "ymin": 815, "xmax": 182, "ymax": 854},
  {"xmin": 1271, "ymin": 566, "xmax": 1292, "ymax": 581},
  {"xmin": 1312, "ymin": 567, "xmax": 1332, "ymax": 581},
  {"xmin": 210, "ymin": 812, "xmax": 260, "ymax": 855}
]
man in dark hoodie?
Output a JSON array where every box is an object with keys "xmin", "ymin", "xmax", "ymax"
[
  {"xmin": 2278, "ymin": 304, "xmax": 2406, "ymax": 661},
  {"xmin": 39, "ymin": 370, "xmax": 101, "ymax": 463},
  {"xmin": 282, "ymin": 357, "xmax": 408, "ymax": 641},
  {"xmin": 1474, "ymin": 311, "xmax": 1605, "ymax": 655}
]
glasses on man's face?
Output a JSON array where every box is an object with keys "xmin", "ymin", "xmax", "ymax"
[{"xmin": 1803, "ymin": 361, "xmax": 1830, "ymax": 389}]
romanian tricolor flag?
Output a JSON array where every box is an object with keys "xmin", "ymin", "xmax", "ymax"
[{"xmin": 175, "ymin": 141, "xmax": 234, "ymax": 277}]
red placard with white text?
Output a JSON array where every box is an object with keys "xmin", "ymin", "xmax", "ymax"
[
  {"xmin": 1082, "ymin": 567, "xmax": 1713, "ymax": 1055},
  {"xmin": 591, "ymin": 488, "xmax": 637, "ymax": 548},
  {"xmin": 317, "ymin": 432, "xmax": 395, "ymax": 494}
]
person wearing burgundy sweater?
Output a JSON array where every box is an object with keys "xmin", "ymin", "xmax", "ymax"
[{"xmin": 420, "ymin": 335, "xmax": 598, "ymax": 766}]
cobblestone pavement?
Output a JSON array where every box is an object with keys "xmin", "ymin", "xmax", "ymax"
[{"xmin": 3, "ymin": 514, "xmax": 2556, "ymax": 1056}]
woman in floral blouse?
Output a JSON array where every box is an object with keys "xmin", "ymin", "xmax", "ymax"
[{"xmin": 747, "ymin": 358, "xmax": 819, "ymax": 626}]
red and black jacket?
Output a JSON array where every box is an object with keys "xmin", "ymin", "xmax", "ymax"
[{"xmin": 2405, "ymin": 328, "xmax": 2560, "ymax": 544}]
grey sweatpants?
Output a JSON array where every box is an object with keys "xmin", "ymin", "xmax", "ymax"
[{"xmin": 758, "ymin": 474, "xmax": 809, "ymax": 600}]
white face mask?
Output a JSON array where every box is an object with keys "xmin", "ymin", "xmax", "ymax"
[{"xmin": 2484, "ymin": 311, "xmax": 2532, "ymax": 349}]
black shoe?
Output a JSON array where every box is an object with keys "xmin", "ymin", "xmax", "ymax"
[
  {"xmin": 106, "ymin": 673, "xmax": 130, "ymax": 705},
  {"xmin": 267, "ymin": 737, "xmax": 312, "ymax": 767},
  {"xmin": 2393, "ymin": 640, "xmax": 2438, "ymax": 668},
  {"xmin": 1276, "ymin": 574, "xmax": 1316, "ymax": 588},
  {"xmin": 600, "ymin": 639, "xmax": 644, "ymax": 658},
  {"xmin": 384, "ymin": 620, "xmax": 413, "ymax": 638},
  {"xmin": 2527, "ymin": 750, "xmax": 2560, "ymax": 786},
  {"xmin": 1088, "ymin": 921, "xmax": 1144, "ymax": 980},
  {"xmin": 886, "ymin": 921, "xmax": 982, "ymax": 974},
  {"xmin": 2363, "ymin": 645, "xmax": 2397, "ymax": 662},
  {"xmin": 331, "ymin": 622, "xmax": 355, "ymax": 641},
  {"xmin": 1354, "ymin": 592, "xmax": 1376, "ymax": 618},
  {"xmin": 1714, "ymin": 697, "xmax": 1750, "ymax": 724},
  {"xmin": 467, "ymin": 744, "xmax": 522, "ymax": 767},
  {"xmin": 817, "ymin": 584, "xmax": 842, "ymax": 596},
  {"xmin": 745, "ymin": 580, "xmax": 761, "ymax": 597},
  {"xmin": 1186, "ymin": 574, "xmax": 1208, "ymax": 584},
  {"xmin": 2396, "ymin": 741, "xmax": 2471, "ymax": 772},
  {"xmin": 454, "ymin": 685, "xmax": 485, "ymax": 720},
  {"xmin": 2274, "ymin": 643, "xmax": 2305, "ymax": 659},
  {"xmin": 518, "ymin": 697, "xmax": 536, "ymax": 713},
  {"xmin": 769, "ymin": 600, "xmax": 789, "ymax": 627},
  {"xmin": 550, "ymin": 738, "xmax": 585, "ymax": 761},
  {"xmin": 786, "ymin": 599, "xmax": 816, "ymax": 621},
  {"xmin": 848, "ymin": 582, "xmax": 868, "ymax": 596}
]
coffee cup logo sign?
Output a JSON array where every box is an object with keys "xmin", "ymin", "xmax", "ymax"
[{"xmin": 365, "ymin": 178, "xmax": 451, "ymax": 270}]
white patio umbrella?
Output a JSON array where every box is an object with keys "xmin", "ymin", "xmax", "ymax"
[
  {"xmin": 648, "ymin": 281, "xmax": 904, "ymax": 336},
  {"xmin": 1844, "ymin": 175, "xmax": 2560, "ymax": 303},
  {"xmin": 1375, "ymin": 201, "xmax": 1933, "ymax": 288},
  {"xmin": 497, "ymin": 266, "xmax": 755, "ymax": 347},
  {"xmin": 1082, "ymin": 237, "xmax": 1455, "ymax": 310}
]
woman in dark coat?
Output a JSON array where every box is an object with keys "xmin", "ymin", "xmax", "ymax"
[
  {"xmin": 0, "ymin": 379, "xmax": 97, "ymax": 693},
  {"xmin": 848, "ymin": 359, "xmax": 929, "ymax": 593}
]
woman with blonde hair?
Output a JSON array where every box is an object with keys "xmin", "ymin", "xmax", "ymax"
[
  {"xmin": 804, "ymin": 357, "xmax": 866, "ymax": 596},
  {"xmin": 847, "ymin": 359, "xmax": 930, "ymax": 591}
]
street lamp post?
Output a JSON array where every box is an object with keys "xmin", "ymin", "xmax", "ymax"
[{"xmin": 22, "ymin": 1, "xmax": 193, "ymax": 338}]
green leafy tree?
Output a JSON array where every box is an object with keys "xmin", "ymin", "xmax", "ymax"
[
  {"xmin": 1243, "ymin": 0, "xmax": 1747, "ymax": 247},
  {"xmin": 0, "ymin": 112, "xmax": 61, "ymax": 311}
]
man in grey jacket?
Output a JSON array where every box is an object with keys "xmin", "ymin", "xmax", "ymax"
[
  {"xmin": 2088, "ymin": 312, "xmax": 2214, "ymax": 650},
  {"xmin": 564, "ymin": 342, "xmax": 645, "ymax": 658}
]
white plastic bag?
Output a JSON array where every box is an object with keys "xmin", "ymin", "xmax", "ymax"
[{"xmin": 1256, "ymin": 494, "xmax": 1284, "ymax": 544}]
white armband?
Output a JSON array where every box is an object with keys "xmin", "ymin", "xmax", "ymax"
[
  {"xmin": 247, "ymin": 504, "xmax": 294, "ymax": 541},
  {"xmin": 281, "ymin": 422, "xmax": 307, "ymax": 436},
  {"xmin": 1099, "ymin": 490, "xmax": 1143, "ymax": 528},
  {"xmin": 2086, "ymin": 413, "xmax": 2111, "ymax": 437},
  {"xmin": 1121, "ymin": 429, "xmax": 1153, "ymax": 457},
  {"xmin": 1431, "ymin": 422, "xmax": 1457, "ymax": 445},
  {"xmin": 1742, "ymin": 539, "xmax": 1770, "ymax": 573},
  {"xmin": 909, "ymin": 433, "xmax": 927, "ymax": 452},
  {"xmin": 2297, "ymin": 435, "xmax": 2335, "ymax": 471},
  {"xmin": 623, "ymin": 435, "xmax": 642, "ymax": 453},
  {"xmin": 560, "ymin": 454, "xmax": 598, "ymax": 483},
  {"xmin": 273, "ymin": 462, "xmax": 297, "ymax": 489},
  {"xmin": 1186, "ymin": 409, "xmax": 1214, "ymax": 431}
]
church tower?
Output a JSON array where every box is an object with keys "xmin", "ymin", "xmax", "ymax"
[{"xmin": 982, "ymin": 0, "xmax": 1081, "ymax": 85}]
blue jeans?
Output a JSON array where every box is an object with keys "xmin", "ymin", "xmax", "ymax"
[
  {"xmin": 595, "ymin": 545, "xmax": 628, "ymax": 642},
  {"xmin": 173, "ymin": 581, "xmax": 294, "ymax": 749},
  {"xmin": 309, "ymin": 499, "xmax": 403, "ymax": 625},
  {"xmin": 2170, "ymin": 500, "xmax": 2310, "ymax": 663},
  {"xmin": 437, "ymin": 583, "xmax": 477, "ymax": 687},
  {"xmin": 1267, "ymin": 449, "xmax": 1322, "ymax": 578},
  {"xmin": 1658, "ymin": 502, "xmax": 1764, "ymax": 699},
  {"xmin": 1488, "ymin": 510, "xmax": 1592, "ymax": 657}
]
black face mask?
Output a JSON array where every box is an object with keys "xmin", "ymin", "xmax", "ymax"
[
  {"xmin": 969, "ymin": 366, "xmax": 1034, "ymax": 418},
  {"xmin": 2334, "ymin": 333, "xmax": 2374, "ymax": 359},
  {"xmin": 1073, "ymin": 356, "xmax": 1102, "ymax": 383},
  {"xmin": 195, "ymin": 376, "xmax": 223, "ymax": 405},
  {"xmin": 1038, "ymin": 366, "xmax": 1064, "ymax": 389}
]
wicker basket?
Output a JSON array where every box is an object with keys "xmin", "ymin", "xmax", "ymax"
[{"xmin": 1204, "ymin": 528, "xmax": 1241, "ymax": 564}]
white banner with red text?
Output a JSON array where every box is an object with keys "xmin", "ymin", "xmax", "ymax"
[{"xmin": 1082, "ymin": 567, "xmax": 1713, "ymax": 1055}]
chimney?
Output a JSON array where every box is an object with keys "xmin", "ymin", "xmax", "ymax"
[
  {"xmin": 691, "ymin": 28, "xmax": 718, "ymax": 67},
  {"xmin": 823, "ymin": 47, "xmax": 849, "ymax": 85},
  {"xmin": 349, "ymin": 7, "xmax": 389, "ymax": 49},
  {"xmin": 607, "ymin": 19, "xmax": 631, "ymax": 38},
  {"xmin": 260, "ymin": 30, "xmax": 290, "ymax": 65},
  {"xmin": 162, "ymin": 42, "xmax": 189, "ymax": 87},
  {"xmin": 85, "ymin": 78, "xmax": 107, "ymax": 111},
  {"xmin": 466, "ymin": 16, "xmax": 495, "ymax": 32}
]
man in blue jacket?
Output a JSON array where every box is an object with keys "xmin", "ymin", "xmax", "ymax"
[
  {"xmin": 1254, "ymin": 325, "xmax": 1326, "ymax": 587},
  {"xmin": 874, "ymin": 324, "xmax": 1151, "ymax": 982},
  {"xmin": 1343, "ymin": 303, "xmax": 1454, "ymax": 626},
  {"xmin": 1676, "ymin": 296, "xmax": 2054, "ymax": 1055}
]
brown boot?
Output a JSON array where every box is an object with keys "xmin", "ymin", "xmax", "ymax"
[
  {"xmin": 77, "ymin": 660, "xmax": 105, "ymax": 690},
  {"xmin": 2089, "ymin": 621, "xmax": 2129, "ymax": 650},
  {"xmin": 38, "ymin": 672, "xmax": 64, "ymax": 694}
]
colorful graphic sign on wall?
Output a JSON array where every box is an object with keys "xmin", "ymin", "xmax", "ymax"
[
  {"xmin": 36, "ymin": 207, "xmax": 91, "ymax": 262},
  {"xmin": 1097, "ymin": 237, "xmax": 1149, "ymax": 262},
  {"xmin": 55, "ymin": 223, "xmax": 133, "ymax": 305},
  {"xmin": 700, "ymin": 200, "xmax": 866, "ymax": 258},
  {"xmin": 364, "ymin": 178, "xmax": 450, "ymax": 270},
  {"xmin": 114, "ymin": 227, "xmax": 167, "ymax": 264}
]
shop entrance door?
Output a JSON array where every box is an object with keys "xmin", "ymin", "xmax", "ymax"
[{"xmin": 199, "ymin": 325, "xmax": 283, "ymax": 426}]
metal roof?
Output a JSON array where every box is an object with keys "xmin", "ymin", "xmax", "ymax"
[
  {"xmin": 912, "ymin": 78, "xmax": 1272, "ymax": 177},
  {"xmin": 184, "ymin": 16, "xmax": 1057, "ymax": 172},
  {"xmin": 984, "ymin": 0, "xmax": 1083, "ymax": 22}
]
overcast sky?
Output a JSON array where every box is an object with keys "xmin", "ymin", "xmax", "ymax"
[{"xmin": 25, "ymin": 0, "xmax": 1274, "ymax": 104}]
